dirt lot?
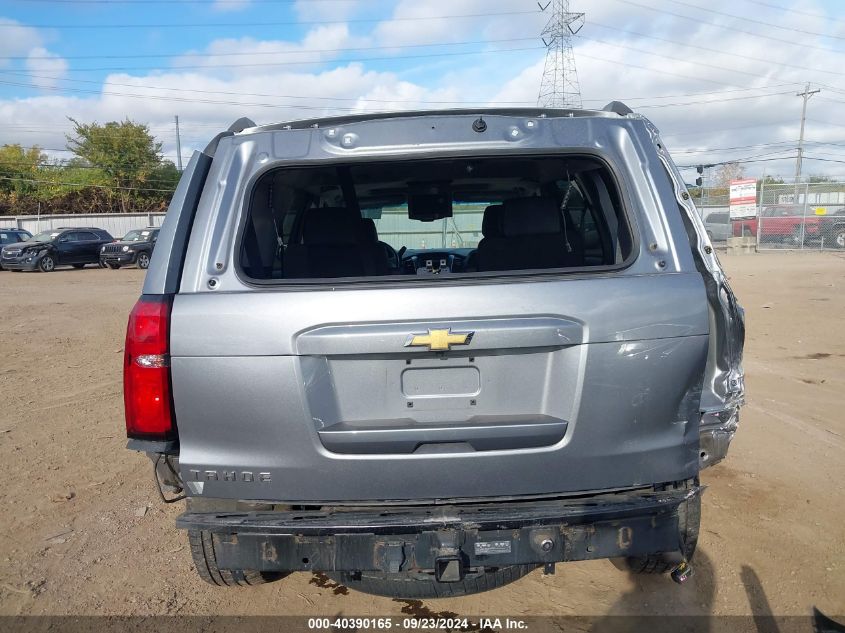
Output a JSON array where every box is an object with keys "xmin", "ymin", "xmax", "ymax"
[{"xmin": 0, "ymin": 252, "xmax": 843, "ymax": 619}]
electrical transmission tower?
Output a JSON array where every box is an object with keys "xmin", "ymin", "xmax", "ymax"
[{"xmin": 537, "ymin": 0, "xmax": 584, "ymax": 109}]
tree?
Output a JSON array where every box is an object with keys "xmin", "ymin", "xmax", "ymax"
[
  {"xmin": 807, "ymin": 175, "xmax": 835, "ymax": 184},
  {"xmin": 713, "ymin": 162, "xmax": 745, "ymax": 189},
  {"xmin": 66, "ymin": 118, "xmax": 165, "ymax": 212},
  {"xmin": 0, "ymin": 144, "xmax": 46, "ymax": 196}
]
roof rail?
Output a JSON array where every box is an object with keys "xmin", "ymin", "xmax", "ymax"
[
  {"xmin": 602, "ymin": 101, "xmax": 633, "ymax": 116},
  {"xmin": 202, "ymin": 117, "xmax": 258, "ymax": 157},
  {"xmin": 228, "ymin": 117, "xmax": 256, "ymax": 133}
]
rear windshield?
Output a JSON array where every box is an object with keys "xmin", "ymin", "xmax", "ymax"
[{"xmin": 238, "ymin": 155, "xmax": 634, "ymax": 282}]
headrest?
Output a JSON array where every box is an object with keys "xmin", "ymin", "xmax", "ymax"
[
  {"xmin": 358, "ymin": 218, "xmax": 378, "ymax": 244},
  {"xmin": 481, "ymin": 204, "xmax": 503, "ymax": 238},
  {"xmin": 302, "ymin": 207, "xmax": 361, "ymax": 245},
  {"xmin": 501, "ymin": 197, "xmax": 563, "ymax": 237}
]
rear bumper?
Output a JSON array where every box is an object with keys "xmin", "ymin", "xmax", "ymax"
[{"xmin": 176, "ymin": 484, "xmax": 700, "ymax": 573}]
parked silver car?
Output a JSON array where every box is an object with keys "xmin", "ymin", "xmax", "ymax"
[
  {"xmin": 704, "ymin": 211, "xmax": 732, "ymax": 242},
  {"xmin": 124, "ymin": 105, "xmax": 745, "ymax": 597}
]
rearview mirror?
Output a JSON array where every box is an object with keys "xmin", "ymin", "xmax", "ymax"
[{"xmin": 408, "ymin": 193, "xmax": 453, "ymax": 222}]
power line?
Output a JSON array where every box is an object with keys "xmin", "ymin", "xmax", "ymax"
[
  {"xmin": 672, "ymin": 140, "xmax": 799, "ymax": 154},
  {"xmin": 740, "ymin": 0, "xmax": 828, "ymax": 19},
  {"xmin": 574, "ymin": 50, "xmax": 738, "ymax": 87},
  {"xmin": 662, "ymin": 0, "xmax": 845, "ymax": 41},
  {"xmin": 611, "ymin": 0, "xmax": 843, "ymax": 53},
  {"xmin": 2, "ymin": 36, "xmax": 540, "ymax": 61},
  {"xmin": 0, "ymin": 70, "xmax": 801, "ymax": 107},
  {"xmin": 802, "ymin": 156, "xmax": 845, "ymax": 165},
  {"xmin": 588, "ymin": 22, "xmax": 845, "ymax": 78},
  {"xmin": 0, "ymin": 73, "xmax": 801, "ymax": 113},
  {"xmin": 663, "ymin": 119, "xmax": 799, "ymax": 138},
  {"xmin": 675, "ymin": 154, "xmax": 803, "ymax": 169},
  {"xmin": 17, "ymin": 45, "xmax": 544, "ymax": 73},
  {"xmin": 637, "ymin": 91, "xmax": 795, "ymax": 109},
  {"xmin": 580, "ymin": 36, "xmax": 783, "ymax": 80},
  {"xmin": 0, "ymin": 9, "xmax": 541, "ymax": 29}
]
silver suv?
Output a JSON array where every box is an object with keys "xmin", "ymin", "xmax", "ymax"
[{"xmin": 124, "ymin": 105, "xmax": 745, "ymax": 597}]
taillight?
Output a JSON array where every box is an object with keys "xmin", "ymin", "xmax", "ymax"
[{"xmin": 124, "ymin": 295, "xmax": 176, "ymax": 441}]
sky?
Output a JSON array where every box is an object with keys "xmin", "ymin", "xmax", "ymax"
[{"xmin": 0, "ymin": 0, "xmax": 843, "ymax": 183}]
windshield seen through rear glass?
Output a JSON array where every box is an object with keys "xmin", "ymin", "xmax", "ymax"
[
  {"xmin": 122, "ymin": 230, "xmax": 149, "ymax": 242},
  {"xmin": 28, "ymin": 231, "xmax": 60, "ymax": 242}
]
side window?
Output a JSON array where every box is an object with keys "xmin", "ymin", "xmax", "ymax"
[
  {"xmin": 0, "ymin": 232, "xmax": 11, "ymax": 245},
  {"xmin": 80, "ymin": 231, "xmax": 99, "ymax": 241},
  {"xmin": 60, "ymin": 232, "xmax": 78, "ymax": 242}
]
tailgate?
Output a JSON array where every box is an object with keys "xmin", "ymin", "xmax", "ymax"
[{"xmin": 170, "ymin": 273, "xmax": 709, "ymax": 503}]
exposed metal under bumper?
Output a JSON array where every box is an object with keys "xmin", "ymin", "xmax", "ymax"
[
  {"xmin": 699, "ymin": 407, "xmax": 740, "ymax": 468},
  {"xmin": 176, "ymin": 485, "xmax": 700, "ymax": 574}
]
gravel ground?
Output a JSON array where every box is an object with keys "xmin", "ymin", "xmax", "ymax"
[{"xmin": 0, "ymin": 252, "xmax": 842, "ymax": 619}]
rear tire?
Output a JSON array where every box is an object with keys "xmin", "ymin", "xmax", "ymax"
[
  {"xmin": 328, "ymin": 565, "xmax": 538, "ymax": 598},
  {"xmin": 137, "ymin": 252, "xmax": 151, "ymax": 269},
  {"xmin": 832, "ymin": 226, "xmax": 845, "ymax": 250},
  {"xmin": 614, "ymin": 488, "xmax": 700, "ymax": 575},
  {"xmin": 188, "ymin": 530, "xmax": 285, "ymax": 587}
]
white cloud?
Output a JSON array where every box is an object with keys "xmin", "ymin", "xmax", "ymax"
[
  {"xmin": 373, "ymin": 0, "xmax": 545, "ymax": 47},
  {"xmin": 0, "ymin": 0, "xmax": 843, "ymax": 178},
  {"xmin": 25, "ymin": 47, "xmax": 68, "ymax": 90},
  {"xmin": 0, "ymin": 63, "xmax": 453, "ymax": 163},
  {"xmin": 0, "ymin": 18, "xmax": 43, "ymax": 67},
  {"xmin": 171, "ymin": 25, "xmax": 371, "ymax": 77}
]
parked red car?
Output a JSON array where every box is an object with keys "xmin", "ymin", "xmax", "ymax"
[{"xmin": 732, "ymin": 205, "xmax": 825, "ymax": 244}]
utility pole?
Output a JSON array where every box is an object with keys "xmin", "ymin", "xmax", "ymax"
[
  {"xmin": 794, "ymin": 83, "xmax": 819, "ymax": 190},
  {"xmin": 537, "ymin": 0, "xmax": 584, "ymax": 109},
  {"xmin": 174, "ymin": 115, "xmax": 183, "ymax": 172}
]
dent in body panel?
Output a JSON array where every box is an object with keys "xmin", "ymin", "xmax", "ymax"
[
  {"xmin": 644, "ymin": 118, "xmax": 745, "ymax": 468},
  {"xmin": 171, "ymin": 334, "xmax": 707, "ymax": 502}
]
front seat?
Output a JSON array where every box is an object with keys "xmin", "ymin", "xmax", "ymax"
[
  {"xmin": 476, "ymin": 197, "xmax": 583, "ymax": 271},
  {"xmin": 466, "ymin": 204, "xmax": 503, "ymax": 271},
  {"xmin": 284, "ymin": 207, "xmax": 383, "ymax": 278},
  {"xmin": 357, "ymin": 218, "xmax": 391, "ymax": 274}
]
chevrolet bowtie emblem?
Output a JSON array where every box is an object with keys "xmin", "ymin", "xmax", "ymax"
[{"xmin": 405, "ymin": 328, "xmax": 474, "ymax": 352}]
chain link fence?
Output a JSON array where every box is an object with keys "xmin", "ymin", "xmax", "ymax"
[
  {"xmin": 749, "ymin": 182, "xmax": 845, "ymax": 250},
  {"xmin": 696, "ymin": 182, "xmax": 845, "ymax": 250}
]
